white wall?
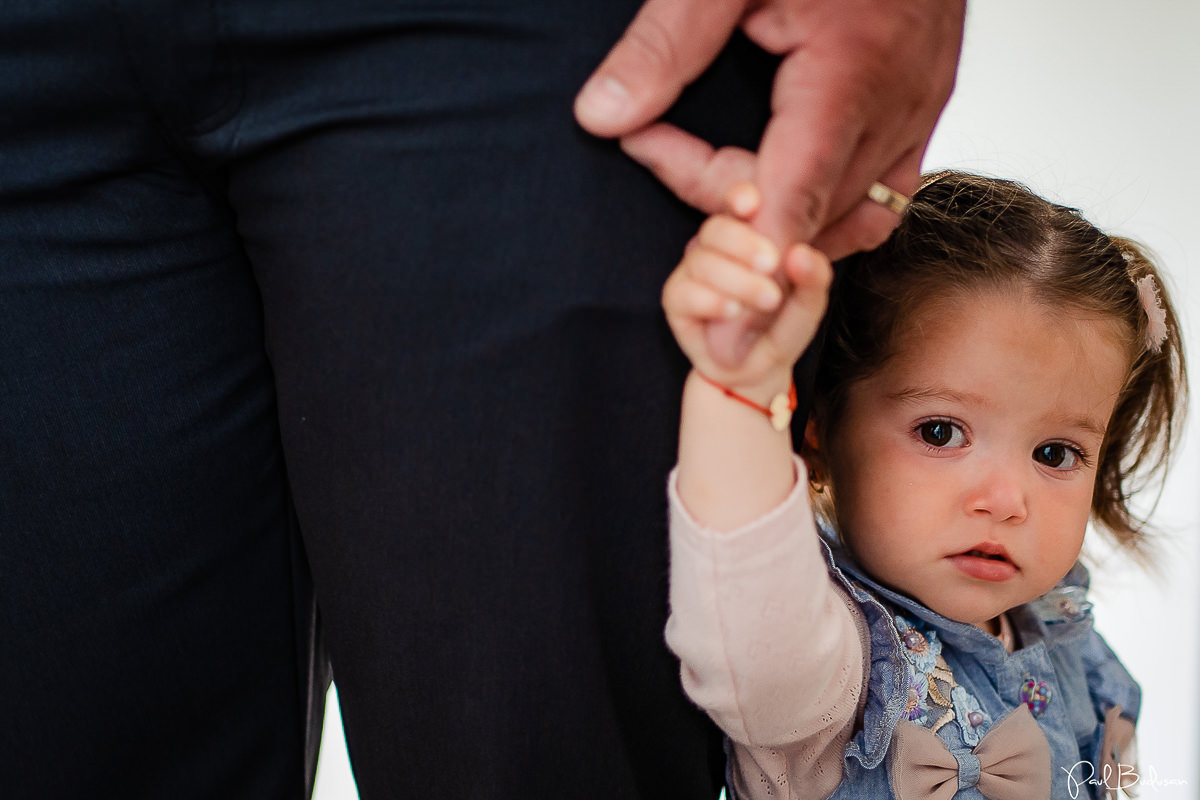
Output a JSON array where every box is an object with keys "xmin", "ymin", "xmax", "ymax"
[
  {"xmin": 312, "ymin": 686, "xmax": 354, "ymax": 800},
  {"xmin": 314, "ymin": 3, "xmax": 1200, "ymax": 797}
]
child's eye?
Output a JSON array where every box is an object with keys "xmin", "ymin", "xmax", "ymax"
[
  {"xmin": 1032, "ymin": 443, "xmax": 1086, "ymax": 470},
  {"xmin": 916, "ymin": 420, "xmax": 966, "ymax": 448}
]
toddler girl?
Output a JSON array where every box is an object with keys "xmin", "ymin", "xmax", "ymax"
[{"xmin": 661, "ymin": 171, "xmax": 1186, "ymax": 799}]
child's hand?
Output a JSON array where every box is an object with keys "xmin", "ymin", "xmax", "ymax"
[{"xmin": 662, "ymin": 183, "xmax": 833, "ymax": 391}]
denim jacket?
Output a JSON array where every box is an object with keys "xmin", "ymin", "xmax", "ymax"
[{"xmin": 725, "ymin": 539, "xmax": 1140, "ymax": 800}]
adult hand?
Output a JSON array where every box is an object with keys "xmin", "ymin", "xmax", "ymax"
[
  {"xmin": 576, "ymin": 0, "xmax": 966, "ymax": 364},
  {"xmin": 577, "ymin": 0, "xmax": 964, "ymax": 255}
]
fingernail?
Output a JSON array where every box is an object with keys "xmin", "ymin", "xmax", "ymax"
[
  {"xmin": 577, "ymin": 76, "xmax": 631, "ymax": 125},
  {"xmin": 757, "ymin": 286, "xmax": 781, "ymax": 311},
  {"xmin": 724, "ymin": 299, "xmax": 743, "ymax": 319},
  {"xmin": 729, "ymin": 186, "xmax": 758, "ymax": 217},
  {"xmin": 752, "ymin": 250, "xmax": 778, "ymax": 274}
]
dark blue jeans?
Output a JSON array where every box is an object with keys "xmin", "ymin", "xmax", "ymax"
[{"xmin": 0, "ymin": 1, "xmax": 775, "ymax": 797}]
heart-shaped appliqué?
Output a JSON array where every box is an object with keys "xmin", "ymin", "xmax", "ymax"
[{"xmin": 1019, "ymin": 678, "xmax": 1052, "ymax": 718}]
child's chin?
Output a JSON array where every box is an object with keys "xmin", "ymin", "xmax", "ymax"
[
  {"xmin": 879, "ymin": 576, "xmax": 1018, "ymax": 630},
  {"xmin": 918, "ymin": 592, "xmax": 1016, "ymax": 632}
]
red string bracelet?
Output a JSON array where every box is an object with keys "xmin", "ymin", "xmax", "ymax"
[{"xmin": 696, "ymin": 372, "xmax": 797, "ymax": 432}]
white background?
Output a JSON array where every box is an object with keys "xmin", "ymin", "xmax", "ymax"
[{"xmin": 314, "ymin": 2, "xmax": 1200, "ymax": 796}]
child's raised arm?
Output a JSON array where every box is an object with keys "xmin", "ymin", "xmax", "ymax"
[
  {"xmin": 662, "ymin": 185, "xmax": 832, "ymax": 530},
  {"xmin": 662, "ymin": 191, "xmax": 865, "ymax": 800}
]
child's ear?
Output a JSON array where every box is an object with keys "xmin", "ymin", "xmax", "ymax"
[
  {"xmin": 803, "ymin": 418, "xmax": 821, "ymax": 454},
  {"xmin": 801, "ymin": 417, "xmax": 830, "ymax": 492}
]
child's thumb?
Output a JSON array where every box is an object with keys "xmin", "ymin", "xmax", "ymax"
[
  {"xmin": 703, "ymin": 313, "xmax": 770, "ymax": 369},
  {"xmin": 771, "ymin": 245, "xmax": 833, "ymax": 354}
]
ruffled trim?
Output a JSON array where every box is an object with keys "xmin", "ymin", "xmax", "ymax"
[{"xmin": 820, "ymin": 540, "xmax": 909, "ymax": 770}]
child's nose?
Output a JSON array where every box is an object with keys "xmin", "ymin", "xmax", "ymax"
[{"xmin": 964, "ymin": 462, "xmax": 1028, "ymax": 523}]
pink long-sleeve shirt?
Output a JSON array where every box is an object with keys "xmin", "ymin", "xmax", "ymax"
[{"xmin": 665, "ymin": 461, "xmax": 870, "ymax": 800}]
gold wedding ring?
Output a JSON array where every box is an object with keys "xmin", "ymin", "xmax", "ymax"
[{"xmin": 867, "ymin": 181, "xmax": 911, "ymax": 215}]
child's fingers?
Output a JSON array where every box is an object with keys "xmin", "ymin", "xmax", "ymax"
[
  {"xmin": 681, "ymin": 246, "xmax": 782, "ymax": 313},
  {"xmin": 725, "ymin": 181, "xmax": 761, "ymax": 219},
  {"xmin": 696, "ymin": 215, "xmax": 780, "ymax": 275},
  {"xmin": 771, "ymin": 244, "xmax": 834, "ymax": 347},
  {"xmin": 783, "ymin": 243, "xmax": 833, "ymax": 292},
  {"xmin": 662, "ymin": 272, "xmax": 745, "ymax": 322}
]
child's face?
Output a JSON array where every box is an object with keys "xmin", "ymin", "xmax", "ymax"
[{"xmin": 822, "ymin": 288, "xmax": 1131, "ymax": 630}]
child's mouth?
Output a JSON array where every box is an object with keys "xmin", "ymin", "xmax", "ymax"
[
  {"xmin": 964, "ymin": 549, "xmax": 1008, "ymax": 562},
  {"xmin": 949, "ymin": 543, "xmax": 1018, "ymax": 581}
]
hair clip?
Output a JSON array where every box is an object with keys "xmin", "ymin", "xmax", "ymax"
[{"xmin": 1134, "ymin": 274, "xmax": 1168, "ymax": 354}]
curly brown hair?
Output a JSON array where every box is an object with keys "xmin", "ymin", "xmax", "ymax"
[{"xmin": 809, "ymin": 171, "xmax": 1187, "ymax": 559}]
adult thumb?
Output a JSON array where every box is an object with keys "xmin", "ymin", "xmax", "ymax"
[{"xmin": 575, "ymin": 0, "xmax": 748, "ymax": 138}]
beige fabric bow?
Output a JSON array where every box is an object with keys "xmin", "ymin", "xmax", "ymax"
[{"xmin": 889, "ymin": 705, "xmax": 1051, "ymax": 800}]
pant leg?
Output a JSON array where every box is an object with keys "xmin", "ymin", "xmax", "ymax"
[
  {"xmin": 0, "ymin": 3, "xmax": 318, "ymax": 797},
  {"xmin": 171, "ymin": 2, "xmax": 776, "ymax": 796}
]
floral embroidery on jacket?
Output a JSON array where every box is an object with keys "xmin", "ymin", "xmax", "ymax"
[
  {"xmin": 895, "ymin": 615, "xmax": 941, "ymax": 673},
  {"xmin": 903, "ymin": 669, "xmax": 930, "ymax": 724},
  {"xmin": 893, "ymin": 615, "xmax": 992, "ymax": 742},
  {"xmin": 950, "ymin": 685, "xmax": 992, "ymax": 746}
]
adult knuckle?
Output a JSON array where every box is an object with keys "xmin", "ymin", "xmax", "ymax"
[
  {"xmin": 782, "ymin": 186, "xmax": 827, "ymax": 239},
  {"xmin": 708, "ymin": 146, "xmax": 744, "ymax": 179},
  {"xmin": 622, "ymin": 12, "xmax": 681, "ymax": 78},
  {"xmin": 685, "ymin": 181, "xmax": 713, "ymax": 212}
]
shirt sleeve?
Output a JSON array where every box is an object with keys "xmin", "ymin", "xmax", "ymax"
[{"xmin": 665, "ymin": 456, "xmax": 870, "ymax": 800}]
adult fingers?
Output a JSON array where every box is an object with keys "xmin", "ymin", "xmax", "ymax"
[
  {"xmin": 575, "ymin": 0, "xmax": 749, "ymax": 137},
  {"xmin": 748, "ymin": 0, "xmax": 965, "ymax": 247},
  {"xmin": 751, "ymin": 59, "xmax": 922, "ymax": 249},
  {"xmin": 620, "ymin": 124, "xmax": 757, "ymax": 216},
  {"xmin": 810, "ymin": 148, "xmax": 923, "ymax": 260}
]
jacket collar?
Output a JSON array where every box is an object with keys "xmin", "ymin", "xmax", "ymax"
[{"xmin": 822, "ymin": 532, "xmax": 1094, "ymax": 663}]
